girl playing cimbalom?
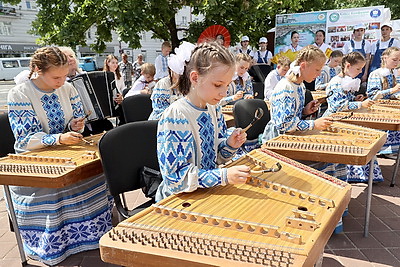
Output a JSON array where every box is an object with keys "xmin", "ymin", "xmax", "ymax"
[
  {"xmin": 324, "ymin": 52, "xmax": 374, "ymax": 116},
  {"xmin": 260, "ymin": 46, "xmax": 349, "ymax": 232},
  {"xmin": 220, "ymin": 53, "xmax": 254, "ymax": 106},
  {"xmin": 155, "ymin": 42, "xmax": 249, "ymax": 202},
  {"xmin": 7, "ymin": 47, "xmax": 113, "ymax": 265},
  {"xmin": 368, "ymin": 46, "xmax": 400, "ymax": 156},
  {"xmin": 261, "ymin": 46, "xmax": 332, "ymax": 143},
  {"xmin": 324, "ymin": 52, "xmax": 382, "ymax": 183}
]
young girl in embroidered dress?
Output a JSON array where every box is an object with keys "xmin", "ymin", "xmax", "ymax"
[
  {"xmin": 260, "ymin": 46, "xmax": 346, "ymax": 233},
  {"xmin": 368, "ymin": 46, "xmax": 400, "ymax": 155},
  {"xmin": 7, "ymin": 47, "xmax": 113, "ymax": 265},
  {"xmin": 220, "ymin": 53, "xmax": 254, "ymax": 106},
  {"xmin": 323, "ymin": 52, "xmax": 383, "ymax": 183},
  {"xmin": 261, "ymin": 45, "xmax": 332, "ymax": 143},
  {"xmin": 324, "ymin": 52, "xmax": 374, "ymax": 116},
  {"xmin": 155, "ymin": 42, "xmax": 249, "ymax": 202},
  {"xmin": 315, "ymin": 50, "xmax": 343, "ymax": 91}
]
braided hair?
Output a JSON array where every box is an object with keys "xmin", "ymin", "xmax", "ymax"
[
  {"xmin": 28, "ymin": 47, "xmax": 68, "ymax": 79},
  {"xmin": 340, "ymin": 51, "xmax": 365, "ymax": 76},
  {"xmin": 287, "ymin": 45, "xmax": 326, "ymax": 83},
  {"xmin": 235, "ymin": 53, "xmax": 252, "ymax": 87},
  {"xmin": 381, "ymin": 47, "xmax": 400, "ymax": 89},
  {"xmin": 174, "ymin": 42, "xmax": 235, "ymax": 96}
]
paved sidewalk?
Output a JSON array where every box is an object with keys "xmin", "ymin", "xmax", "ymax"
[{"xmin": 1, "ymin": 157, "xmax": 400, "ymax": 266}]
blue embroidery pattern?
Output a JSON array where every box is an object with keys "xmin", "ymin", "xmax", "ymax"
[
  {"xmin": 197, "ymin": 112, "xmax": 215, "ymax": 170},
  {"xmin": 41, "ymin": 94, "xmax": 65, "ymax": 134}
]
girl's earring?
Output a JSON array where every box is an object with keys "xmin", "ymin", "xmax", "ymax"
[{"xmin": 31, "ymin": 72, "xmax": 38, "ymax": 79}]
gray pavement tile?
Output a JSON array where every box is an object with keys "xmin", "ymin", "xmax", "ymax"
[{"xmin": 360, "ymin": 248, "xmax": 400, "ymax": 266}]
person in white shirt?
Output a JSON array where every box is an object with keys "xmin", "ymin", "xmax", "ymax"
[
  {"xmin": 154, "ymin": 41, "xmax": 172, "ymax": 80},
  {"xmin": 237, "ymin": 36, "xmax": 254, "ymax": 57},
  {"xmin": 313, "ymin": 30, "xmax": 332, "ymax": 54},
  {"xmin": 253, "ymin": 37, "xmax": 273, "ymax": 65},
  {"xmin": 342, "ymin": 24, "xmax": 372, "ymax": 83},
  {"xmin": 264, "ymin": 56, "xmax": 291, "ymax": 100},
  {"xmin": 370, "ymin": 22, "xmax": 400, "ymax": 74},
  {"xmin": 125, "ymin": 63, "xmax": 156, "ymax": 98},
  {"xmin": 281, "ymin": 31, "xmax": 303, "ymax": 52}
]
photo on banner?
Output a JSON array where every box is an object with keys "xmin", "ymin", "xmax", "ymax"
[{"xmin": 275, "ymin": 11, "xmax": 327, "ymax": 55}]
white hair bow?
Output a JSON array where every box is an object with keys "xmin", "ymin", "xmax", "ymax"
[
  {"xmin": 14, "ymin": 70, "xmax": 31, "ymax": 85},
  {"xmin": 341, "ymin": 76, "xmax": 361, "ymax": 93},
  {"xmin": 286, "ymin": 61, "xmax": 301, "ymax": 77},
  {"xmin": 168, "ymin": 41, "xmax": 196, "ymax": 75}
]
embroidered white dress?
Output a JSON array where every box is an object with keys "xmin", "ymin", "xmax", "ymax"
[
  {"xmin": 315, "ymin": 65, "xmax": 341, "ymax": 91},
  {"xmin": 7, "ymin": 81, "xmax": 113, "ymax": 265},
  {"xmin": 155, "ymin": 98, "xmax": 238, "ymax": 202},
  {"xmin": 324, "ymin": 76, "xmax": 383, "ymax": 183},
  {"xmin": 220, "ymin": 72, "xmax": 253, "ymax": 106},
  {"xmin": 367, "ymin": 68, "xmax": 400, "ymax": 154},
  {"xmin": 260, "ymin": 78, "xmax": 347, "ymax": 180},
  {"xmin": 148, "ymin": 76, "xmax": 182, "ymax": 120}
]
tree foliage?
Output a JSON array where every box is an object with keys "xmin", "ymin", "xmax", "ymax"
[{"xmin": 3, "ymin": 0, "xmax": 400, "ymax": 52}]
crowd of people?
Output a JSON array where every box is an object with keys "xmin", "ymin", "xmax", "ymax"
[{"xmin": 5, "ymin": 21, "xmax": 400, "ymax": 265}]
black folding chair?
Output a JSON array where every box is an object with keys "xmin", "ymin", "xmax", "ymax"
[
  {"xmin": 122, "ymin": 94, "xmax": 152, "ymax": 123},
  {"xmin": 233, "ymin": 99, "xmax": 271, "ymax": 141},
  {"xmin": 252, "ymin": 82, "xmax": 265, "ymax": 100},
  {"xmin": 0, "ymin": 112, "xmax": 16, "ymax": 232},
  {"xmin": 99, "ymin": 120, "xmax": 159, "ymax": 219},
  {"xmin": 0, "ymin": 112, "xmax": 15, "ymax": 157}
]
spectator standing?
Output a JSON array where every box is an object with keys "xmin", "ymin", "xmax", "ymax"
[
  {"xmin": 133, "ymin": 54, "xmax": 144, "ymax": 81},
  {"xmin": 342, "ymin": 24, "xmax": 372, "ymax": 83},
  {"xmin": 154, "ymin": 41, "xmax": 172, "ymax": 81},
  {"xmin": 119, "ymin": 53, "xmax": 134, "ymax": 89},
  {"xmin": 237, "ymin": 36, "xmax": 254, "ymax": 57},
  {"xmin": 253, "ymin": 37, "xmax": 273, "ymax": 65},
  {"xmin": 370, "ymin": 23, "xmax": 400, "ymax": 74}
]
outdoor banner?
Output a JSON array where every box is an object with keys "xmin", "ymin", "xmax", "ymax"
[
  {"xmin": 275, "ymin": 6, "xmax": 388, "ymax": 55},
  {"xmin": 325, "ymin": 6, "xmax": 386, "ymax": 49}
]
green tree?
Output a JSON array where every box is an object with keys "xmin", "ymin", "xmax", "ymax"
[{"xmin": 4, "ymin": 0, "xmax": 399, "ymax": 52}]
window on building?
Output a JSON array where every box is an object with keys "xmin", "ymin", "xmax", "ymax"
[
  {"xmin": 87, "ymin": 29, "xmax": 91, "ymax": 39},
  {"xmin": 0, "ymin": 22, "xmax": 11, "ymax": 36},
  {"xmin": 26, "ymin": 1, "xmax": 31, "ymax": 9},
  {"xmin": 2, "ymin": 60, "xmax": 19, "ymax": 68},
  {"xmin": 182, "ymin": 16, "xmax": 187, "ymax": 26}
]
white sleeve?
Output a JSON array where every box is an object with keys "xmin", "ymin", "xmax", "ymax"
[
  {"xmin": 370, "ymin": 42, "xmax": 377, "ymax": 55},
  {"xmin": 154, "ymin": 56, "xmax": 163, "ymax": 80},
  {"xmin": 125, "ymin": 79, "xmax": 143, "ymax": 97},
  {"xmin": 342, "ymin": 42, "xmax": 350, "ymax": 54},
  {"xmin": 264, "ymin": 72, "xmax": 278, "ymax": 100},
  {"xmin": 267, "ymin": 51, "xmax": 273, "ymax": 60},
  {"xmin": 364, "ymin": 41, "xmax": 372, "ymax": 55}
]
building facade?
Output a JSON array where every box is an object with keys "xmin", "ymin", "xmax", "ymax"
[{"xmin": 0, "ymin": 1, "xmax": 197, "ymax": 66}]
